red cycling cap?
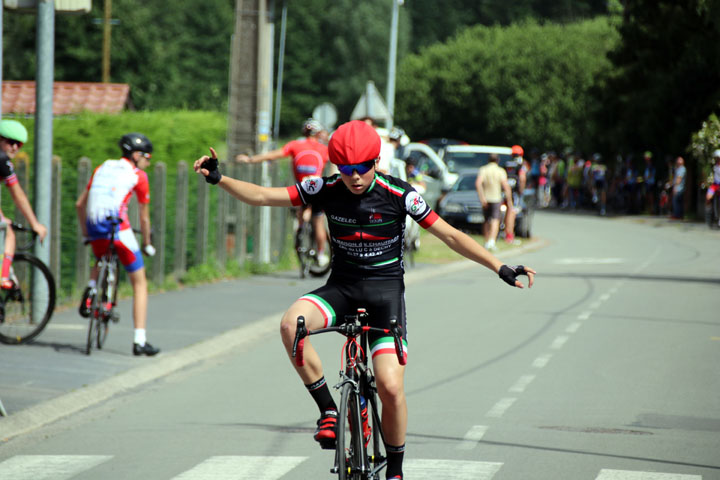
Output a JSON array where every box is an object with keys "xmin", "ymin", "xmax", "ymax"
[
  {"xmin": 329, "ymin": 120, "xmax": 381, "ymax": 165},
  {"xmin": 511, "ymin": 145, "xmax": 524, "ymax": 156}
]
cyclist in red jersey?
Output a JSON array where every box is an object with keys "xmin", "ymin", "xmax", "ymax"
[
  {"xmin": 195, "ymin": 120, "xmax": 535, "ymax": 480},
  {"xmin": 236, "ymin": 118, "xmax": 330, "ymax": 265}
]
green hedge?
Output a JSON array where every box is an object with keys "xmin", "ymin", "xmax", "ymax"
[{"xmin": 4, "ymin": 111, "xmax": 228, "ymax": 297}]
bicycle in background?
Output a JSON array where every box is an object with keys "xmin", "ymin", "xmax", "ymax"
[
  {"xmin": 0, "ymin": 222, "xmax": 56, "ymax": 345},
  {"xmin": 83, "ymin": 216, "xmax": 122, "ymax": 355},
  {"xmin": 293, "ymin": 308, "xmax": 406, "ymax": 480},
  {"xmin": 294, "ymin": 213, "xmax": 332, "ymax": 278}
]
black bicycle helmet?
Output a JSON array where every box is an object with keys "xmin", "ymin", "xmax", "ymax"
[
  {"xmin": 119, "ymin": 133, "xmax": 153, "ymax": 157},
  {"xmin": 301, "ymin": 118, "xmax": 324, "ymax": 137}
]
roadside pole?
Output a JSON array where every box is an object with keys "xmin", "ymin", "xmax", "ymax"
[{"xmin": 33, "ymin": 0, "xmax": 55, "ymax": 318}]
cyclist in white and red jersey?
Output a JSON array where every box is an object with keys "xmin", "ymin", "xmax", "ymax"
[
  {"xmin": 75, "ymin": 133, "xmax": 159, "ymax": 356},
  {"xmin": 194, "ymin": 120, "xmax": 536, "ymax": 480},
  {"xmin": 236, "ymin": 118, "xmax": 330, "ymax": 265},
  {"xmin": 0, "ymin": 120, "xmax": 48, "ymax": 289}
]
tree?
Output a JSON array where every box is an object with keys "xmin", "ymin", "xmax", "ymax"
[
  {"xmin": 595, "ymin": 0, "xmax": 720, "ymax": 155},
  {"xmin": 394, "ymin": 18, "xmax": 617, "ymax": 150}
]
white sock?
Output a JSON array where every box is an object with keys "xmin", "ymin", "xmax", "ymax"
[{"xmin": 134, "ymin": 329, "xmax": 146, "ymax": 346}]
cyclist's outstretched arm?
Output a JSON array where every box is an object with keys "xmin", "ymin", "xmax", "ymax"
[
  {"xmin": 194, "ymin": 147, "xmax": 293, "ymax": 207},
  {"xmin": 7, "ymin": 182, "xmax": 47, "ymax": 242},
  {"xmin": 425, "ymin": 216, "xmax": 535, "ymax": 288},
  {"xmin": 235, "ymin": 148, "xmax": 286, "ymax": 164}
]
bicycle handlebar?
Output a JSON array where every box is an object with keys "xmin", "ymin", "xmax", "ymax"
[{"xmin": 292, "ymin": 309, "xmax": 407, "ymax": 367}]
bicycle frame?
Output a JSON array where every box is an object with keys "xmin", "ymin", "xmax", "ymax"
[{"xmin": 293, "ymin": 309, "xmax": 406, "ymax": 479}]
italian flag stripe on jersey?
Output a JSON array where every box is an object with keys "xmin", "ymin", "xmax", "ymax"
[
  {"xmin": 370, "ymin": 336, "xmax": 408, "ymax": 360},
  {"xmin": 300, "ymin": 294, "xmax": 336, "ymax": 327},
  {"xmin": 375, "ymin": 176, "xmax": 405, "ymax": 197}
]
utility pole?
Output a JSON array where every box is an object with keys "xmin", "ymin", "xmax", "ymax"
[
  {"xmin": 385, "ymin": 0, "xmax": 403, "ymax": 129},
  {"xmin": 102, "ymin": 0, "xmax": 112, "ymax": 82}
]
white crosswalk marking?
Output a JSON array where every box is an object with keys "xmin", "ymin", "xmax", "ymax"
[
  {"xmin": 170, "ymin": 456, "xmax": 307, "ymax": 480},
  {"xmin": 596, "ymin": 469, "xmax": 701, "ymax": 480},
  {"xmin": 0, "ymin": 455, "xmax": 112, "ymax": 480},
  {"xmin": 404, "ymin": 459, "xmax": 503, "ymax": 479},
  {"xmin": 458, "ymin": 425, "xmax": 488, "ymax": 450}
]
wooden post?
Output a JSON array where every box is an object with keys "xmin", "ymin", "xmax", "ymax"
[
  {"xmin": 174, "ymin": 161, "xmax": 188, "ymax": 277},
  {"xmin": 215, "ymin": 161, "xmax": 228, "ymax": 269},
  {"xmin": 195, "ymin": 173, "xmax": 209, "ymax": 265},
  {"xmin": 151, "ymin": 162, "xmax": 166, "ymax": 284},
  {"xmin": 234, "ymin": 162, "xmax": 248, "ymax": 265},
  {"xmin": 76, "ymin": 157, "xmax": 92, "ymax": 289},
  {"xmin": 50, "ymin": 156, "xmax": 61, "ymax": 285},
  {"xmin": 13, "ymin": 153, "xmax": 29, "ymax": 225}
]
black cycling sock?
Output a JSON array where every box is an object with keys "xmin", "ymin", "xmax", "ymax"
[
  {"xmin": 385, "ymin": 443, "xmax": 405, "ymax": 479},
  {"xmin": 305, "ymin": 377, "xmax": 336, "ymax": 414}
]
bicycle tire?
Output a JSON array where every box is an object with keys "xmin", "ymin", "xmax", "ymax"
[
  {"xmin": 96, "ymin": 257, "xmax": 119, "ymax": 350},
  {"xmin": 295, "ymin": 224, "xmax": 312, "ymax": 278},
  {"xmin": 86, "ymin": 261, "xmax": 109, "ymax": 355},
  {"xmin": 336, "ymin": 382, "xmax": 365, "ymax": 480},
  {"xmin": 308, "ymin": 241, "xmax": 332, "ymax": 277},
  {"xmin": 0, "ymin": 253, "xmax": 56, "ymax": 345}
]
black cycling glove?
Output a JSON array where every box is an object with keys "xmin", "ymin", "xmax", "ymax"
[
  {"xmin": 201, "ymin": 156, "xmax": 221, "ymax": 185},
  {"xmin": 499, "ymin": 264, "xmax": 527, "ymax": 286}
]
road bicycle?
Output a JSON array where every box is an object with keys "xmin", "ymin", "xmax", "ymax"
[
  {"xmin": 293, "ymin": 308, "xmax": 406, "ymax": 480},
  {"xmin": 0, "ymin": 222, "xmax": 56, "ymax": 345},
  {"xmin": 84, "ymin": 216, "xmax": 122, "ymax": 355},
  {"xmin": 295, "ymin": 216, "xmax": 332, "ymax": 278}
]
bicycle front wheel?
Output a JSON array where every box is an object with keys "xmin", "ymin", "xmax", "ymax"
[
  {"xmin": 0, "ymin": 253, "xmax": 56, "ymax": 345},
  {"xmin": 336, "ymin": 382, "xmax": 367, "ymax": 480}
]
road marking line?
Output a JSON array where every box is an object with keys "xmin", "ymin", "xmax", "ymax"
[
  {"xmin": 171, "ymin": 456, "xmax": 307, "ymax": 480},
  {"xmin": 509, "ymin": 374, "xmax": 535, "ymax": 393},
  {"xmin": 566, "ymin": 322, "xmax": 582, "ymax": 333},
  {"xmin": 458, "ymin": 425, "xmax": 488, "ymax": 450},
  {"xmin": 404, "ymin": 459, "xmax": 503, "ymax": 479},
  {"xmin": 45, "ymin": 323, "xmax": 86, "ymax": 331},
  {"xmin": 532, "ymin": 354, "xmax": 552, "ymax": 368},
  {"xmin": 595, "ymin": 469, "xmax": 701, "ymax": 480},
  {"xmin": 599, "ymin": 293, "xmax": 611, "ymax": 301},
  {"xmin": 577, "ymin": 311, "xmax": 593, "ymax": 320},
  {"xmin": 590, "ymin": 301, "xmax": 602, "ymax": 309},
  {"xmin": 486, "ymin": 397, "xmax": 516, "ymax": 418},
  {"xmin": 551, "ymin": 335, "xmax": 569, "ymax": 349},
  {"xmin": 0, "ymin": 455, "xmax": 112, "ymax": 480}
]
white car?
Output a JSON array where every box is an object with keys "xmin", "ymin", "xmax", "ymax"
[{"xmin": 439, "ymin": 145, "xmax": 513, "ymax": 190}]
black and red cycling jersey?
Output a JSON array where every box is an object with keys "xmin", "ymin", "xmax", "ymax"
[{"xmin": 287, "ymin": 172, "xmax": 439, "ymax": 280}]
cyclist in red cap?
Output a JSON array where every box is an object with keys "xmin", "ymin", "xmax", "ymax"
[{"xmin": 194, "ymin": 120, "xmax": 536, "ymax": 480}]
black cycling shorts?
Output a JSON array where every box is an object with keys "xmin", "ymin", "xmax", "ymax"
[{"xmin": 298, "ymin": 276, "xmax": 408, "ymax": 360}]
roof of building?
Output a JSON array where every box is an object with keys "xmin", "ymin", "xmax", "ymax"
[{"xmin": 1, "ymin": 81, "xmax": 130, "ymax": 115}]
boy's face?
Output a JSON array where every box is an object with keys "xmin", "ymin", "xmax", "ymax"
[{"xmin": 340, "ymin": 163, "xmax": 375, "ymax": 195}]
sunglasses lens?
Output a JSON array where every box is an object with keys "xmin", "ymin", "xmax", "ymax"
[{"xmin": 338, "ymin": 160, "xmax": 374, "ymax": 175}]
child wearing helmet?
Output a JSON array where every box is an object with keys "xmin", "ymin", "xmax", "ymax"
[
  {"xmin": 193, "ymin": 120, "xmax": 535, "ymax": 480},
  {"xmin": 0, "ymin": 120, "xmax": 48, "ymax": 289}
]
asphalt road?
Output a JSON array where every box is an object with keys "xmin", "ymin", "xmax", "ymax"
[{"xmin": 1, "ymin": 211, "xmax": 718, "ymax": 479}]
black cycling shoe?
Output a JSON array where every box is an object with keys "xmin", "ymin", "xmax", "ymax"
[
  {"xmin": 133, "ymin": 342, "xmax": 160, "ymax": 356},
  {"xmin": 79, "ymin": 287, "xmax": 92, "ymax": 318}
]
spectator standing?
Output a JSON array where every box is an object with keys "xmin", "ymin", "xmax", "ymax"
[
  {"xmin": 503, "ymin": 145, "xmax": 526, "ymax": 244},
  {"xmin": 641, "ymin": 151, "xmax": 657, "ymax": 214},
  {"xmin": 705, "ymin": 150, "xmax": 720, "ymax": 227},
  {"xmin": 476, "ymin": 153, "xmax": 512, "ymax": 250},
  {"xmin": 566, "ymin": 158, "xmax": 584, "ymax": 210},
  {"xmin": 671, "ymin": 156, "xmax": 687, "ymax": 219}
]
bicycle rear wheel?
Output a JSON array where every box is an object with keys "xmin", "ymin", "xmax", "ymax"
[
  {"xmin": 95, "ymin": 260, "xmax": 117, "ymax": 350},
  {"xmin": 295, "ymin": 223, "xmax": 313, "ymax": 278},
  {"xmin": 86, "ymin": 262, "xmax": 108, "ymax": 355},
  {"xmin": 0, "ymin": 253, "xmax": 56, "ymax": 345}
]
